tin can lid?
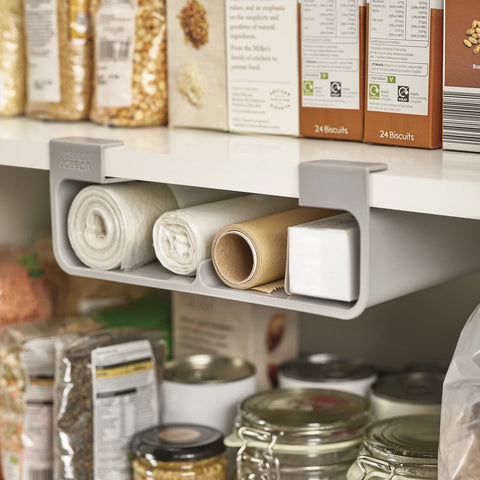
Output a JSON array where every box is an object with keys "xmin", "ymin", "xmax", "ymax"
[
  {"xmin": 364, "ymin": 415, "xmax": 440, "ymax": 462},
  {"xmin": 165, "ymin": 354, "xmax": 255, "ymax": 384},
  {"xmin": 371, "ymin": 373, "xmax": 443, "ymax": 405},
  {"xmin": 132, "ymin": 424, "xmax": 225, "ymax": 462},
  {"xmin": 280, "ymin": 353, "xmax": 377, "ymax": 382},
  {"xmin": 237, "ymin": 388, "xmax": 370, "ymax": 444}
]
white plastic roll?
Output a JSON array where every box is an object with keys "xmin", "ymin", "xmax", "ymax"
[
  {"xmin": 153, "ymin": 194, "xmax": 298, "ymax": 275},
  {"xmin": 68, "ymin": 182, "xmax": 234, "ymax": 271}
]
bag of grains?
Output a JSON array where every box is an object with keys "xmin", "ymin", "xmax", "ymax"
[
  {"xmin": 89, "ymin": 0, "xmax": 168, "ymax": 126},
  {"xmin": 24, "ymin": 0, "xmax": 92, "ymax": 120},
  {"xmin": 0, "ymin": 0, "xmax": 25, "ymax": 116},
  {"xmin": 54, "ymin": 328, "xmax": 165, "ymax": 480},
  {"xmin": 0, "ymin": 317, "xmax": 97, "ymax": 480}
]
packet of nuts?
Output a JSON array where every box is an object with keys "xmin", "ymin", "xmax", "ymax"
[{"xmin": 90, "ymin": 0, "xmax": 168, "ymax": 126}]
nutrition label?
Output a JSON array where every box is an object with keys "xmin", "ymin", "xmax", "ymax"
[
  {"xmin": 367, "ymin": 0, "xmax": 440, "ymax": 115},
  {"xmin": 301, "ymin": 0, "xmax": 362, "ymax": 110}
]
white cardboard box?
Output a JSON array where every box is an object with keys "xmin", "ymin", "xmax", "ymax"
[{"xmin": 172, "ymin": 292, "xmax": 299, "ymax": 390}]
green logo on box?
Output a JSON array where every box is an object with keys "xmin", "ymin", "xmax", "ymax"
[
  {"xmin": 387, "ymin": 76, "xmax": 396, "ymax": 83},
  {"xmin": 320, "ymin": 72, "xmax": 328, "ymax": 80},
  {"xmin": 369, "ymin": 83, "xmax": 380, "ymax": 100},
  {"xmin": 303, "ymin": 80, "xmax": 314, "ymax": 96}
]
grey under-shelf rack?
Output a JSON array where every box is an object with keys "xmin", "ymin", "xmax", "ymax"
[{"xmin": 50, "ymin": 137, "xmax": 480, "ymax": 320}]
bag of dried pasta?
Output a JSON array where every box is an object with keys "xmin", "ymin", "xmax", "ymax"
[
  {"xmin": 90, "ymin": 0, "xmax": 168, "ymax": 126},
  {"xmin": 0, "ymin": 0, "xmax": 25, "ymax": 116},
  {"xmin": 24, "ymin": 0, "xmax": 92, "ymax": 120}
]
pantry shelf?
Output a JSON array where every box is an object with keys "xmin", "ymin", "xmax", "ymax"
[{"xmin": 1, "ymin": 118, "xmax": 480, "ymax": 220}]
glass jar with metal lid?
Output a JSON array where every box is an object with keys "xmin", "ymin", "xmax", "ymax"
[
  {"xmin": 347, "ymin": 415, "xmax": 440, "ymax": 480},
  {"xmin": 131, "ymin": 424, "xmax": 228, "ymax": 480},
  {"xmin": 225, "ymin": 388, "xmax": 370, "ymax": 480}
]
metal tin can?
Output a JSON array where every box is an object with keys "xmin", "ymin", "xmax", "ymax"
[
  {"xmin": 347, "ymin": 415, "xmax": 439, "ymax": 480},
  {"xmin": 370, "ymin": 372, "xmax": 443, "ymax": 420},
  {"xmin": 131, "ymin": 424, "xmax": 228, "ymax": 480},
  {"xmin": 225, "ymin": 388, "xmax": 371, "ymax": 480},
  {"xmin": 163, "ymin": 354, "xmax": 256, "ymax": 435},
  {"xmin": 279, "ymin": 353, "xmax": 377, "ymax": 397}
]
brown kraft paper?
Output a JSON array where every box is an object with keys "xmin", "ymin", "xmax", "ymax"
[{"xmin": 211, "ymin": 207, "xmax": 339, "ymax": 291}]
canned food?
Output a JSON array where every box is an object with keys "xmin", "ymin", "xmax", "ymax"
[
  {"xmin": 370, "ymin": 372, "xmax": 443, "ymax": 420},
  {"xmin": 131, "ymin": 424, "xmax": 228, "ymax": 480},
  {"xmin": 347, "ymin": 415, "xmax": 439, "ymax": 480},
  {"xmin": 225, "ymin": 388, "xmax": 371, "ymax": 480},
  {"xmin": 279, "ymin": 353, "xmax": 377, "ymax": 397},
  {"xmin": 163, "ymin": 355, "xmax": 256, "ymax": 435}
]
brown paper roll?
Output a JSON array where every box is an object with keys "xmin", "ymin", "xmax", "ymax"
[{"xmin": 211, "ymin": 207, "xmax": 340, "ymax": 290}]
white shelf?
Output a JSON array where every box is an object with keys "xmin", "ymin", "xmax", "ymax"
[{"xmin": 1, "ymin": 118, "xmax": 480, "ymax": 220}]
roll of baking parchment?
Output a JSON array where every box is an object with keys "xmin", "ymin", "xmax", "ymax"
[
  {"xmin": 68, "ymin": 182, "xmax": 235, "ymax": 271},
  {"xmin": 211, "ymin": 208, "xmax": 339, "ymax": 291},
  {"xmin": 153, "ymin": 194, "xmax": 298, "ymax": 276}
]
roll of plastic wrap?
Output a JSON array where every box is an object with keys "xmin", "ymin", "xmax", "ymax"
[
  {"xmin": 68, "ymin": 182, "xmax": 234, "ymax": 271},
  {"xmin": 211, "ymin": 208, "xmax": 338, "ymax": 290},
  {"xmin": 153, "ymin": 194, "xmax": 298, "ymax": 276}
]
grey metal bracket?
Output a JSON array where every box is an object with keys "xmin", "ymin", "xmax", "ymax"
[
  {"xmin": 49, "ymin": 137, "xmax": 126, "ymax": 275},
  {"xmin": 298, "ymin": 160, "xmax": 388, "ymax": 318}
]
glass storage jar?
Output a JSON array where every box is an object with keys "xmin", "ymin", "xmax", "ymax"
[
  {"xmin": 225, "ymin": 388, "xmax": 370, "ymax": 480},
  {"xmin": 131, "ymin": 424, "xmax": 228, "ymax": 480},
  {"xmin": 347, "ymin": 414, "xmax": 439, "ymax": 480}
]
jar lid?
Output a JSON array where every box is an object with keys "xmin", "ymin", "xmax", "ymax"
[
  {"xmin": 364, "ymin": 415, "xmax": 439, "ymax": 462},
  {"xmin": 165, "ymin": 354, "xmax": 255, "ymax": 384},
  {"xmin": 371, "ymin": 373, "xmax": 443, "ymax": 405},
  {"xmin": 280, "ymin": 353, "xmax": 377, "ymax": 382},
  {"xmin": 131, "ymin": 424, "xmax": 225, "ymax": 462},
  {"xmin": 237, "ymin": 388, "xmax": 370, "ymax": 444}
]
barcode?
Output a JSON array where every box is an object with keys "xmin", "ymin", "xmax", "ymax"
[
  {"xmin": 29, "ymin": 469, "xmax": 52, "ymax": 480},
  {"xmin": 99, "ymin": 40, "xmax": 131, "ymax": 62},
  {"xmin": 443, "ymin": 91, "xmax": 480, "ymax": 145}
]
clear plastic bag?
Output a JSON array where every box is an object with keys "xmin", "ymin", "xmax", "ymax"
[
  {"xmin": 54, "ymin": 328, "xmax": 165, "ymax": 480},
  {"xmin": 439, "ymin": 303, "xmax": 480, "ymax": 480},
  {"xmin": 0, "ymin": 0, "xmax": 25, "ymax": 116},
  {"xmin": 90, "ymin": 0, "xmax": 167, "ymax": 126}
]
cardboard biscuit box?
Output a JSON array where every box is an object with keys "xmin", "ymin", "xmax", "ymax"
[
  {"xmin": 443, "ymin": 0, "xmax": 480, "ymax": 152},
  {"xmin": 364, "ymin": 0, "xmax": 443, "ymax": 148},
  {"xmin": 172, "ymin": 292, "xmax": 299, "ymax": 390},
  {"xmin": 299, "ymin": 0, "xmax": 366, "ymax": 141}
]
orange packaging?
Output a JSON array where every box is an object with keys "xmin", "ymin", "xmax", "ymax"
[
  {"xmin": 299, "ymin": 1, "xmax": 366, "ymax": 141},
  {"xmin": 364, "ymin": 0, "xmax": 443, "ymax": 149},
  {"xmin": 443, "ymin": 0, "xmax": 480, "ymax": 152}
]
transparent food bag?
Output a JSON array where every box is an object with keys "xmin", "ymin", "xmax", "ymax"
[
  {"xmin": 439, "ymin": 303, "xmax": 480, "ymax": 480},
  {"xmin": 90, "ymin": 0, "xmax": 168, "ymax": 126}
]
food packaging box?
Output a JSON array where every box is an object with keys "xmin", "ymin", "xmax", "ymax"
[
  {"xmin": 299, "ymin": 0, "xmax": 366, "ymax": 141},
  {"xmin": 286, "ymin": 213, "xmax": 359, "ymax": 302},
  {"xmin": 225, "ymin": 0, "xmax": 299, "ymax": 136},
  {"xmin": 172, "ymin": 292, "xmax": 299, "ymax": 390},
  {"xmin": 443, "ymin": 0, "xmax": 480, "ymax": 152},
  {"xmin": 167, "ymin": 0, "xmax": 228, "ymax": 130},
  {"xmin": 364, "ymin": 0, "xmax": 443, "ymax": 148}
]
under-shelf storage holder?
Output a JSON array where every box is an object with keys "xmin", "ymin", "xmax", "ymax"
[{"xmin": 50, "ymin": 137, "xmax": 480, "ymax": 320}]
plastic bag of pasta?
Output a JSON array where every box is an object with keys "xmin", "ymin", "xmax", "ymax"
[
  {"xmin": 55, "ymin": 328, "xmax": 165, "ymax": 480},
  {"xmin": 24, "ymin": 0, "xmax": 92, "ymax": 120},
  {"xmin": 90, "ymin": 0, "xmax": 168, "ymax": 126},
  {"xmin": 0, "ymin": 0, "xmax": 25, "ymax": 116}
]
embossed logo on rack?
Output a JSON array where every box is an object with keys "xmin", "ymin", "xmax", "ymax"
[{"xmin": 59, "ymin": 151, "xmax": 93, "ymax": 172}]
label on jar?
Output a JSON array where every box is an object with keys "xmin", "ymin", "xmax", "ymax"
[
  {"xmin": 95, "ymin": 0, "xmax": 137, "ymax": 108},
  {"xmin": 19, "ymin": 337, "xmax": 61, "ymax": 480},
  {"xmin": 24, "ymin": 0, "xmax": 61, "ymax": 103},
  {"xmin": 301, "ymin": 0, "xmax": 363, "ymax": 111},
  {"xmin": 366, "ymin": 0, "xmax": 442, "ymax": 116},
  {"xmin": 1, "ymin": 452, "xmax": 20, "ymax": 480},
  {"xmin": 91, "ymin": 340, "xmax": 159, "ymax": 480}
]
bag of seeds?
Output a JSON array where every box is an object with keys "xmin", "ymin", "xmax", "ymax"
[
  {"xmin": 89, "ymin": 0, "xmax": 168, "ymax": 126},
  {"xmin": 24, "ymin": 0, "xmax": 92, "ymax": 120},
  {"xmin": 0, "ymin": 316, "xmax": 96, "ymax": 480},
  {"xmin": 0, "ymin": 0, "xmax": 25, "ymax": 116},
  {"xmin": 54, "ymin": 328, "xmax": 165, "ymax": 480}
]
